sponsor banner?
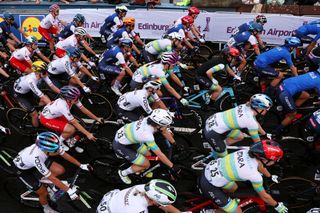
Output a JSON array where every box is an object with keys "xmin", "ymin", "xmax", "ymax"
[{"xmin": 19, "ymin": 15, "xmax": 45, "ymax": 41}]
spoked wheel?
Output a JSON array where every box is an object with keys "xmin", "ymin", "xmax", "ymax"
[
  {"xmin": 0, "ymin": 147, "xmax": 18, "ymax": 175},
  {"xmin": 171, "ymin": 109, "xmax": 202, "ymax": 135},
  {"xmin": 79, "ymin": 93, "xmax": 113, "ymax": 120},
  {"xmin": 6, "ymin": 107, "xmax": 38, "ymax": 136}
]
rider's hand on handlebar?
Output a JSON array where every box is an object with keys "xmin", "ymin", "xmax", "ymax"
[
  {"xmin": 80, "ymin": 164, "xmax": 93, "ymax": 172},
  {"xmin": 91, "ymin": 76, "xmax": 99, "ymax": 82},
  {"xmin": 67, "ymin": 186, "xmax": 79, "ymax": 200},
  {"xmin": 88, "ymin": 61, "xmax": 96, "ymax": 67},
  {"xmin": 168, "ymin": 165, "xmax": 181, "ymax": 181},
  {"xmin": 274, "ymin": 202, "xmax": 288, "ymax": 213},
  {"xmin": 270, "ymin": 175, "xmax": 280, "ymax": 184},
  {"xmin": 180, "ymin": 98, "xmax": 189, "ymax": 106},
  {"xmin": 96, "ymin": 118, "xmax": 104, "ymax": 124},
  {"xmin": 83, "ymin": 86, "xmax": 91, "ymax": 93},
  {"xmin": 86, "ymin": 133, "xmax": 97, "ymax": 142}
]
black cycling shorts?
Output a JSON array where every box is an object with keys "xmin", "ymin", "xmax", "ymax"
[
  {"xmin": 203, "ymin": 127, "xmax": 226, "ymax": 154},
  {"xmin": 14, "ymin": 91, "xmax": 36, "ymax": 113},
  {"xmin": 115, "ymin": 104, "xmax": 143, "ymax": 122}
]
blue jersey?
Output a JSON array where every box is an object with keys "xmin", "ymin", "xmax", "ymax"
[
  {"xmin": 0, "ymin": 21, "xmax": 19, "ymax": 39},
  {"xmin": 233, "ymin": 31, "xmax": 252, "ymax": 47},
  {"xmin": 283, "ymin": 71, "xmax": 320, "ymax": 96},
  {"xmin": 254, "ymin": 46, "xmax": 293, "ymax": 67},
  {"xmin": 296, "ymin": 22, "xmax": 320, "ymax": 42},
  {"xmin": 100, "ymin": 13, "xmax": 118, "ymax": 34},
  {"xmin": 238, "ymin": 21, "xmax": 253, "ymax": 33},
  {"xmin": 58, "ymin": 22, "xmax": 76, "ymax": 39},
  {"xmin": 100, "ymin": 46, "xmax": 123, "ymax": 65},
  {"xmin": 166, "ymin": 24, "xmax": 184, "ymax": 34},
  {"xmin": 108, "ymin": 27, "xmax": 129, "ymax": 45}
]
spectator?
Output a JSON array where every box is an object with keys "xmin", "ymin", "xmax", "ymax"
[{"xmin": 266, "ymin": 0, "xmax": 285, "ymax": 5}]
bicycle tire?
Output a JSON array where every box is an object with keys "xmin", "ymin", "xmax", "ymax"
[
  {"xmin": 80, "ymin": 93, "xmax": 113, "ymax": 120},
  {"xmin": 6, "ymin": 107, "xmax": 37, "ymax": 136},
  {"xmin": 260, "ymin": 110, "xmax": 281, "ymax": 134},
  {"xmin": 0, "ymin": 147, "xmax": 18, "ymax": 175},
  {"xmin": 218, "ymin": 92, "xmax": 252, "ymax": 112},
  {"xmin": 199, "ymin": 44, "xmax": 214, "ymax": 60},
  {"xmin": 268, "ymin": 176, "xmax": 317, "ymax": 209},
  {"xmin": 171, "ymin": 109, "xmax": 202, "ymax": 135},
  {"xmin": 242, "ymin": 205, "xmax": 275, "ymax": 213}
]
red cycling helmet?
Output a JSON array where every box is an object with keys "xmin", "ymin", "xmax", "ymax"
[
  {"xmin": 49, "ymin": 4, "xmax": 60, "ymax": 13},
  {"xmin": 188, "ymin": 7, "xmax": 200, "ymax": 16},
  {"xmin": 249, "ymin": 140, "xmax": 283, "ymax": 162},
  {"xmin": 222, "ymin": 47, "xmax": 240, "ymax": 57},
  {"xmin": 181, "ymin": 16, "xmax": 194, "ymax": 26}
]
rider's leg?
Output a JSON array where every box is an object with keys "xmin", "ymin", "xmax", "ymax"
[
  {"xmin": 49, "ymin": 162, "xmax": 65, "ymax": 177},
  {"xmin": 60, "ymin": 123, "xmax": 76, "ymax": 142},
  {"xmin": 295, "ymin": 91, "xmax": 310, "ymax": 107},
  {"xmin": 31, "ymin": 110, "xmax": 39, "ymax": 127},
  {"xmin": 210, "ymin": 84, "xmax": 222, "ymax": 101},
  {"xmin": 37, "ymin": 185, "xmax": 49, "ymax": 206},
  {"xmin": 226, "ymin": 130, "xmax": 244, "ymax": 145}
]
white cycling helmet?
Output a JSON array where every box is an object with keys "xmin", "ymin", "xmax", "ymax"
[
  {"xmin": 148, "ymin": 109, "xmax": 173, "ymax": 127},
  {"xmin": 145, "ymin": 179, "xmax": 177, "ymax": 206},
  {"xmin": 250, "ymin": 93, "xmax": 273, "ymax": 110},
  {"xmin": 143, "ymin": 81, "xmax": 162, "ymax": 90},
  {"xmin": 74, "ymin": 27, "xmax": 87, "ymax": 36},
  {"xmin": 168, "ymin": 32, "xmax": 183, "ymax": 41},
  {"xmin": 115, "ymin": 5, "xmax": 128, "ymax": 13}
]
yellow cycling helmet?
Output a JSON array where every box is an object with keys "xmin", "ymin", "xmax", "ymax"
[
  {"xmin": 32, "ymin": 61, "xmax": 48, "ymax": 74},
  {"xmin": 123, "ymin": 17, "xmax": 135, "ymax": 26}
]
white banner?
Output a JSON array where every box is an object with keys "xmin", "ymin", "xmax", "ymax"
[{"xmin": 60, "ymin": 9, "xmax": 316, "ymax": 45}]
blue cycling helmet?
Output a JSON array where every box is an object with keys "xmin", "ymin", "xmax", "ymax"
[
  {"xmin": 119, "ymin": 38, "xmax": 133, "ymax": 48},
  {"xmin": 26, "ymin": 36, "xmax": 38, "ymax": 45},
  {"xmin": 250, "ymin": 94, "xmax": 273, "ymax": 110},
  {"xmin": 66, "ymin": 47, "xmax": 82, "ymax": 58},
  {"xmin": 3, "ymin": 12, "xmax": 14, "ymax": 20},
  {"xmin": 284, "ymin": 37, "xmax": 301, "ymax": 48},
  {"xmin": 74, "ymin": 14, "xmax": 85, "ymax": 23},
  {"xmin": 60, "ymin": 85, "xmax": 81, "ymax": 100},
  {"xmin": 249, "ymin": 22, "xmax": 263, "ymax": 33},
  {"xmin": 36, "ymin": 132, "xmax": 60, "ymax": 152}
]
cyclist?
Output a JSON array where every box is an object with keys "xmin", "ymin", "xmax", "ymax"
[
  {"xmin": 13, "ymin": 61, "xmax": 60, "ymax": 128},
  {"xmin": 97, "ymin": 179, "xmax": 186, "ymax": 213},
  {"xmin": 237, "ymin": 15, "xmax": 268, "ymax": 34},
  {"xmin": 48, "ymin": 47, "xmax": 96, "ymax": 91},
  {"xmin": 199, "ymin": 140, "xmax": 287, "ymax": 213},
  {"xmin": 13, "ymin": 131, "xmax": 92, "ymax": 213},
  {"xmin": 294, "ymin": 19, "xmax": 320, "ymax": 56},
  {"xmin": 227, "ymin": 22, "xmax": 263, "ymax": 56},
  {"xmin": 40, "ymin": 86, "xmax": 102, "ymax": 152},
  {"xmin": 100, "ymin": 5, "xmax": 128, "ymax": 43},
  {"xmin": 0, "ymin": 12, "xmax": 27, "ymax": 51},
  {"xmin": 58, "ymin": 14, "xmax": 86, "ymax": 40},
  {"xmin": 274, "ymin": 69, "xmax": 320, "ymax": 135},
  {"xmin": 9, "ymin": 36, "xmax": 50, "ymax": 74},
  {"xmin": 114, "ymin": 109, "xmax": 179, "ymax": 184},
  {"xmin": 254, "ymin": 37, "xmax": 301, "ymax": 97},
  {"xmin": 195, "ymin": 47, "xmax": 241, "ymax": 102},
  {"xmin": 39, "ymin": 4, "xmax": 67, "ymax": 54},
  {"xmin": 98, "ymin": 38, "xmax": 137, "ymax": 96},
  {"xmin": 0, "ymin": 27, "xmax": 9, "ymax": 60},
  {"xmin": 204, "ymin": 94, "xmax": 272, "ymax": 158},
  {"xmin": 106, "ymin": 17, "xmax": 144, "ymax": 56},
  {"xmin": 116, "ymin": 81, "xmax": 167, "ymax": 122},
  {"xmin": 131, "ymin": 52, "xmax": 189, "ymax": 106},
  {"xmin": 143, "ymin": 32, "xmax": 183, "ymax": 63},
  {"xmin": 55, "ymin": 27, "xmax": 97, "ymax": 67}
]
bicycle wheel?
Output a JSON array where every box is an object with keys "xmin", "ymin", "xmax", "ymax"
[
  {"xmin": 4, "ymin": 176, "xmax": 41, "ymax": 208},
  {"xmin": 0, "ymin": 147, "xmax": 18, "ymax": 175},
  {"xmin": 269, "ymin": 176, "xmax": 317, "ymax": 209},
  {"xmin": 90, "ymin": 155, "xmax": 123, "ymax": 184},
  {"xmin": 199, "ymin": 44, "xmax": 214, "ymax": 60},
  {"xmin": 260, "ymin": 111, "xmax": 281, "ymax": 134},
  {"xmin": 80, "ymin": 93, "xmax": 113, "ymax": 120},
  {"xmin": 6, "ymin": 107, "xmax": 37, "ymax": 136},
  {"xmin": 242, "ymin": 205, "xmax": 275, "ymax": 213},
  {"xmin": 171, "ymin": 109, "xmax": 202, "ymax": 135},
  {"xmin": 85, "ymin": 137, "xmax": 113, "ymax": 158},
  {"xmin": 218, "ymin": 92, "xmax": 251, "ymax": 112}
]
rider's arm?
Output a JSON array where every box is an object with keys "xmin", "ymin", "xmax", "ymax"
[
  {"xmin": 70, "ymin": 75, "xmax": 86, "ymax": 89},
  {"xmin": 80, "ymin": 40, "xmax": 97, "ymax": 56},
  {"xmin": 183, "ymin": 37, "xmax": 194, "ymax": 49},
  {"xmin": 133, "ymin": 34, "xmax": 144, "ymax": 47},
  {"xmin": 70, "ymin": 118, "xmax": 93, "ymax": 138},
  {"xmin": 81, "ymin": 53, "xmax": 91, "ymax": 64},
  {"xmin": 122, "ymin": 63, "xmax": 134, "ymax": 77},
  {"xmin": 190, "ymin": 24, "xmax": 201, "ymax": 40},
  {"xmin": 290, "ymin": 65, "xmax": 298, "ymax": 76},
  {"xmin": 159, "ymin": 205, "xmax": 182, "ymax": 213},
  {"xmin": 47, "ymin": 174, "xmax": 69, "ymax": 192},
  {"xmin": 117, "ymin": 53, "xmax": 134, "ymax": 76},
  {"xmin": 152, "ymin": 147, "xmax": 173, "ymax": 168},
  {"xmin": 169, "ymin": 71, "xmax": 184, "ymax": 88},
  {"xmin": 257, "ymin": 122, "xmax": 267, "ymax": 137},
  {"xmin": 132, "ymin": 44, "xmax": 141, "ymax": 56},
  {"xmin": 206, "ymin": 64, "xmax": 225, "ymax": 80},
  {"xmin": 128, "ymin": 53, "xmax": 139, "ymax": 68},
  {"xmin": 225, "ymin": 65, "xmax": 237, "ymax": 78},
  {"xmin": 284, "ymin": 53, "xmax": 298, "ymax": 76},
  {"xmin": 78, "ymin": 104, "xmax": 101, "ymax": 123},
  {"xmin": 36, "ymin": 50, "xmax": 50, "ymax": 64},
  {"xmin": 160, "ymin": 127, "xmax": 175, "ymax": 144},
  {"xmin": 248, "ymin": 128, "xmax": 261, "ymax": 143},
  {"xmin": 0, "ymin": 67, "xmax": 9, "ymax": 78},
  {"xmin": 163, "ymin": 81, "xmax": 181, "ymax": 100},
  {"xmin": 9, "ymin": 32, "xmax": 21, "ymax": 44},
  {"xmin": 60, "ymin": 151, "xmax": 81, "ymax": 167},
  {"xmin": 78, "ymin": 64, "xmax": 95, "ymax": 79}
]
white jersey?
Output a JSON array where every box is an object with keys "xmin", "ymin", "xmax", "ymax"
[
  {"xmin": 48, "ymin": 55, "xmax": 81, "ymax": 77},
  {"xmin": 41, "ymin": 98, "xmax": 82, "ymax": 121},
  {"xmin": 40, "ymin": 13, "xmax": 59, "ymax": 29},
  {"xmin": 97, "ymin": 185, "xmax": 149, "ymax": 213},
  {"xmin": 11, "ymin": 46, "xmax": 40, "ymax": 61},
  {"xmin": 13, "ymin": 144, "xmax": 64, "ymax": 177},
  {"xmin": 204, "ymin": 150, "xmax": 264, "ymax": 193},
  {"xmin": 14, "ymin": 72, "xmax": 53, "ymax": 97},
  {"xmin": 55, "ymin": 34, "xmax": 78, "ymax": 50},
  {"xmin": 144, "ymin": 39, "xmax": 172, "ymax": 55},
  {"xmin": 117, "ymin": 89, "xmax": 159, "ymax": 114},
  {"xmin": 132, "ymin": 63, "xmax": 168, "ymax": 85},
  {"xmin": 111, "ymin": 16, "xmax": 122, "ymax": 32}
]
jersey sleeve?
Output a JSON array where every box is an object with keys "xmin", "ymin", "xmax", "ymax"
[
  {"xmin": 249, "ymin": 172, "xmax": 264, "ymax": 192},
  {"xmin": 61, "ymin": 104, "xmax": 75, "ymax": 121},
  {"xmin": 247, "ymin": 121, "xmax": 259, "ymax": 140},
  {"xmin": 43, "ymin": 76, "xmax": 54, "ymax": 86},
  {"xmin": 248, "ymin": 35, "xmax": 258, "ymax": 46},
  {"xmin": 64, "ymin": 59, "xmax": 76, "ymax": 77},
  {"xmin": 70, "ymin": 25, "xmax": 76, "ymax": 33},
  {"xmin": 140, "ymin": 96, "xmax": 153, "ymax": 115},
  {"xmin": 75, "ymin": 100, "xmax": 83, "ymax": 109},
  {"xmin": 283, "ymin": 51, "xmax": 294, "ymax": 67},
  {"xmin": 28, "ymin": 78, "xmax": 44, "ymax": 97},
  {"xmin": 115, "ymin": 52, "xmax": 126, "ymax": 65},
  {"xmin": 34, "ymin": 156, "xmax": 51, "ymax": 177}
]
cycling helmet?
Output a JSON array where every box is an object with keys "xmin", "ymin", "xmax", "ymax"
[
  {"xmin": 255, "ymin": 15, "xmax": 267, "ymax": 25},
  {"xmin": 36, "ymin": 132, "xmax": 60, "ymax": 153},
  {"xmin": 143, "ymin": 81, "xmax": 162, "ymax": 90},
  {"xmin": 145, "ymin": 179, "xmax": 177, "ymax": 206},
  {"xmin": 74, "ymin": 14, "xmax": 85, "ymax": 23},
  {"xmin": 49, "ymin": 4, "xmax": 60, "ymax": 12},
  {"xmin": 248, "ymin": 22, "xmax": 263, "ymax": 33},
  {"xmin": 123, "ymin": 17, "xmax": 135, "ymax": 26},
  {"xmin": 148, "ymin": 109, "xmax": 173, "ymax": 126},
  {"xmin": 60, "ymin": 85, "xmax": 81, "ymax": 100},
  {"xmin": 188, "ymin": 7, "xmax": 200, "ymax": 16},
  {"xmin": 74, "ymin": 27, "xmax": 87, "ymax": 36},
  {"xmin": 115, "ymin": 5, "xmax": 128, "ymax": 13},
  {"xmin": 119, "ymin": 38, "xmax": 133, "ymax": 48},
  {"xmin": 222, "ymin": 47, "xmax": 240, "ymax": 57},
  {"xmin": 25, "ymin": 36, "xmax": 38, "ymax": 45},
  {"xmin": 284, "ymin": 37, "xmax": 301, "ymax": 48},
  {"xmin": 249, "ymin": 140, "xmax": 283, "ymax": 162},
  {"xmin": 66, "ymin": 47, "xmax": 82, "ymax": 58},
  {"xmin": 306, "ymin": 109, "xmax": 320, "ymax": 135},
  {"xmin": 181, "ymin": 15, "xmax": 194, "ymax": 26},
  {"xmin": 250, "ymin": 94, "xmax": 272, "ymax": 110},
  {"xmin": 168, "ymin": 32, "xmax": 183, "ymax": 41},
  {"xmin": 3, "ymin": 12, "xmax": 14, "ymax": 20},
  {"xmin": 309, "ymin": 46, "xmax": 320, "ymax": 65},
  {"xmin": 32, "ymin": 61, "xmax": 48, "ymax": 74},
  {"xmin": 160, "ymin": 52, "xmax": 179, "ymax": 65}
]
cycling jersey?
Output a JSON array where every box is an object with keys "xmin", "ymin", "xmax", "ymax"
[
  {"xmin": 132, "ymin": 63, "xmax": 168, "ymax": 85},
  {"xmin": 144, "ymin": 39, "xmax": 172, "ymax": 55},
  {"xmin": 237, "ymin": 21, "xmax": 252, "ymax": 34},
  {"xmin": 58, "ymin": 22, "xmax": 77, "ymax": 40},
  {"xmin": 0, "ymin": 31, "xmax": 7, "ymax": 45},
  {"xmin": 38, "ymin": 13, "xmax": 59, "ymax": 42},
  {"xmin": 254, "ymin": 46, "xmax": 293, "ymax": 68},
  {"xmin": 106, "ymin": 26, "xmax": 135, "ymax": 48},
  {"xmin": 97, "ymin": 185, "xmax": 149, "ymax": 213},
  {"xmin": 48, "ymin": 55, "xmax": 81, "ymax": 77},
  {"xmin": 13, "ymin": 144, "xmax": 64, "ymax": 178},
  {"xmin": 0, "ymin": 20, "xmax": 19, "ymax": 39},
  {"xmin": 197, "ymin": 55, "xmax": 227, "ymax": 76},
  {"xmin": 115, "ymin": 118, "xmax": 158, "ymax": 151},
  {"xmin": 100, "ymin": 13, "xmax": 123, "ymax": 35},
  {"xmin": 98, "ymin": 46, "xmax": 128, "ymax": 75},
  {"xmin": 117, "ymin": 89, "xmax": 159, "ymax": 114},
  {"xmin": 166, "ymin": 24, "xmax": 186, "ymax": 39},
  {"xmin": 14, "ymin": 72, "xmax": 53, "ymax": 97},
  {"xmin": 55, "ymin": 34, "xmax": 79, "ymax": 51},
  {"xmin": 295, "ymin": 22, "xmax": 320, "ymax": 42},
  {"xmin": 41, "ymin": 98, "xmax": 82, "ymax": 121},
  {"xmin": 11, "ymin": 46, "xmax": 40, "ymax": 61},
  {"xmin": 227, "ymin": 31, "xmax": 257, "ymax": 48}
]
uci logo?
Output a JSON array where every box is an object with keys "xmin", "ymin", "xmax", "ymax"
[{"xmin": 22, "ymin": 16, "xmax": 42, "ymax": 40}]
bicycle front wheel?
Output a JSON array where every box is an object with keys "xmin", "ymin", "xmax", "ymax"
[
  {"xmin": 80, "ymin": 93, "xmax": 113, "ymax": 120},
  {"xmin": 171, "ymin": 109, "xmax": 202, "ymax": 135},
  {"xmin": 6, "ymin": 107, "xmax": 37, "ymax": 136}
]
